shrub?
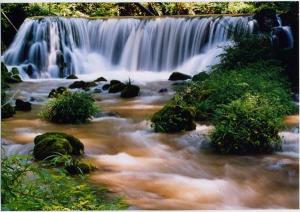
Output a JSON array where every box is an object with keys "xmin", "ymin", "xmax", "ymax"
[
  {"xmin": 40, "ymin": 91, "xmax": 99, "ymax": 123},
  {"xmin": 210, "ymin": 94, "xmax": 283, "ymax": 154},
  {"xmin": 151, "ymin": 104, "xmax": 196, "ymax": 133},
  {"xmin": 1, "ymin": 155, "xmax": 128, "ymax": 210}
]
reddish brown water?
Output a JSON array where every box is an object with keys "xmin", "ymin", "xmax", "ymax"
[{"xmin": 2, "ymin": 79, "xmax": 299, "ymax": 209}]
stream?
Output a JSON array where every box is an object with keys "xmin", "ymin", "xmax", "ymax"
[{"xmin": 1, "ymin": 75, "xmax": 299, "ymax": 209}]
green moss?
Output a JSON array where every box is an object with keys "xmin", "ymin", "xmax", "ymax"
[
  {"xmin": 151, "ymin": 104, "xmax": 196, "ymax": 133},
  {"xmin": 40, "ymin": 91, "xmax": 99, "ymax": 124},
  {"xmin": 33, "ymin": 132, "xmax": 84, "ymax": 160}
]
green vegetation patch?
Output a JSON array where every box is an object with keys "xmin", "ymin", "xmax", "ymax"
[{"xmin": 40, "ymin": 91, "xmax": 99, "ymax": 124}]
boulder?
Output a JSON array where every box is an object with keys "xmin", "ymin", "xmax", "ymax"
[
  {"xmin": 120, "ymin": 84, "xmax": 140, "ymax": 98},
  {"xmin": 69, "ymin": 81, "xmax": 97, "ymax": 90},
  {"xmin": 15, "ymin": 99, "xmax": 32, "ymax": 111},
  {"xmin": 48, "ymin": 87, "xmax": 67, "ymax": 98},
  {"xmin": 109, "ymin": 82, "xmax": 125, "ymax": 93},
  {"xmin": 66, "ymin": 74, "xmax": 78, "ymax": 79},
  {"xmin": 93, "ymin": 88, "xmax": 102, "ymax": 93},
  {"xmin": 192, "ymin": 72, "xmax": 209, "ymax": 82},
  {"xmin": 151, "ymin": 105, "xmax": 196, "ymax": 133},
  {"xmin": 158, "ymin": 88, "xmax": 168, "ymax": 93},
  {"xmin": 94, "ymin": 77, "xmax": 107, "ymax": 82},
  {"xmin": 65, "ymin": 162, "xmax": 95, "ymax": 175},
  {"xmin": 33, "ymin": 132, "xmax": 84, "ymax": 160},
  {"xmin": 110, "ymin": 80, "xmax": 121, "ymax": 86},
  {"xmin": 1, "ymin": 63, "xmax": 22, "ymax": 83},
  {"xmin": 1, "ymin": 104, "xmax": 15, "ymax": 119},
  {"xmin": 168, "ymin": 72, "xmax": 191, "ymax": 81},
  {"xmin": 25, "ymin": 64, "xmax": 34, "ymax": 76},
  {"xmin": 93, "ymin": 111, "xmax": 119, "ymax": 118},
  {"xmin": 102, "ymin": 84, "xmax": 110, "ymax": 90},
  {"xmin": 11, "ymin": 67, "xmax": 19, "ymax": 75}
]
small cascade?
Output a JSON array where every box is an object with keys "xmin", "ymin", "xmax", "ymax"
[{"xmin": 2, "ymin": 16, "xmax": 254, "ymax": 79}]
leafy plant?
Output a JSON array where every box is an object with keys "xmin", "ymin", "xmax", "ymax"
[{"xmin": 40, "ymin": 91, "xmax": 99, "ymax": 124}]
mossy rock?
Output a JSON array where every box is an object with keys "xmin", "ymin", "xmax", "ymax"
[
  {"xmin": 168, "ymin": 72, "xmax": 191, "ymax": 81},
  {"xmin": 192, "ymin": 72, "xmax": 209, "ymax": 82},
  {"xmin": 120, "ymin": 84, "xmax": 140, "ymax": 98},
  {"xmin": 15, "ymin": 99, "xmax": 32, "ymax": 111},
  {"xmin": 151, "ymin": 105, "xmax": 196, "ymax": 133},
  {"xmin": 1, "ymin": 104, "xmax": 15, "ymax": 119},
  {"xmin": 48, "ymin": 87, "xmax": 67, "ymax": 98},
  {"xmin": 11, "ymin": 67, "xmax": 19, "ymax": 75},
  {"xmin": 69, "ymin": 81, "xmax": 97, "ymax": 90},
  {"xmin": 33, "ymin": 132, "xmax": 84, "ymax": 160},
  {"xmin": 1, "ymin": 63, "xmax": 22, "ymax": 83},
  {"xmin": 65, "ymin": 162, "xmax": 96, "ymax": 175},
  {"xmin": 109, "ymin": 82, "xmax": 125, "ymax": 93},
  {"xmin": 94, "ymin": 77, "xmax": 107, "ymax": 82},
  {"xmin": 66, "ymin": 74, "xmax": 78, "ymax": 79}
]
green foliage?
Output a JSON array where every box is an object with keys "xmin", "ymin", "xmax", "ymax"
[
  {"xmin": 40, "ymin": 91, "xmax": 99, "ymax": 124},
  {"xmin": 151, "ymin": 104, "xmax": 196, "ymax": 133},
  {"xmin": 1, "ymin": 155, "xmax": 128, "ymax": 210},
  {"xmin": 211, "ymin": 94, "xmax": 283, "ymax": 154}
]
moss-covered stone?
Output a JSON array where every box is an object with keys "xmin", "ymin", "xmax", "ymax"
[
  {"xmin": 120, "ymin": 84, "xmax": 140, "ymax": 98},
  {"xmin": 15, "ymin": 99, "xmax": 32, "ymax": 111},
  {"xmin": 69, "ymin": 81, "xmax": 97, "ymax": 90},
  {"xmin": 1, "ymin": 104, "xmax": 15, "ymax": 119},
  {"xmin": 168, "ymin": 72, "xmax": 191, "ymax": 81},
  {"xmin": 151, "ymin": 105, "xmax": 196, "ymax": 133},
  {"xmin": 33, "ymin": 132, "xmax": 84, "ymax": 160},
  {"xmin": 1, "ymin": 63, "xmax": 22, "ymax": 83},
  {"xmin": 192, "ymin": 72, "xmax": 209, "ymax": 82},
  {"xmin": 48, "ymin": 87, "xmax": 67, "ymax": 98},
  {"xmin": 109, "ymin": 82, "xmax": 125, "ymax": 93}
]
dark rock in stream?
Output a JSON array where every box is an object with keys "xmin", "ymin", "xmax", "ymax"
[
  {"xmin": 93, "ymin": 111, "xmax": 119, "ymax": 118},
  {"xmin": 168, "ymin": 72, "xmax": 191, "ymax": 81},
  {"xmin": 1, "ymin": 104, "xmax": 15, "ymax": 119},
  {"xmin": 158, "ymin": 88, "xmax": 168, "ymax": 93},
  {"xmin": 102, "ymin": 84, "xmax": 110, "ymax": 90},
  {"xmin": 48, "ymin": 86, "xmax": 67, "ymax": 98},
  {"xmin": 93, "ymin": 88, "xmax": 102, "ymax": 93},
  {"xmin": 94, "ymin": 77, "xmax": 107, "ymax": 82},
  {"xmin": 33, "ymin": 132, "xmax": 84, "ymax": 160},
  {"xmin": 121, "ymin": 84, "xmax": 140, "ymax": 98},
  {"xmin": 109, "ymin": 82, "xmax": 126, "ymax": 93},
  {"xmin": 66, "ymin": 74, "xmax": 78, "ymax": 79},
  {"xmin": 15, "ymin": 99, "xmax": 32, "ymax": 111},
  {"xmin": 69, "ymin": 80, "xmax": 97, "ymax": 90}
]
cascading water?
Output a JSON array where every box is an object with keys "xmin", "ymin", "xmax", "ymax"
[{"xmin": 3, "ymin": 16, "xmax": 254, "ymax": 79}]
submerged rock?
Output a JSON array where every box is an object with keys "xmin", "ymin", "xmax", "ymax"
[
  {"xmin": 93, "ymin": 88, "xmax": 102, "ymax": 93},
  {"xmin": 15, "ymin": 99, "xmax": 32, "ymax": 111},
  {"xmin": 102, "ymin": 84, "xmax": 110, "ymax": 90},
  {"xmin": 94, "ymin": 77, "xmax": 107, "ymax": 82},
  {"xmin": 120, "ymin": 84, "xmax": 140, "ymax": 98},
  {"xmin": 158, "ymin": 88, "xmax": 168, "ymax": 93},
  {"xmin": 168, "ymin": 72, "xmax": 191, "ymax": 81},
  {"xmin": 69, "ymin": 80, "xmax": 97, "ymax": 90},
  {"xmin": 93, "ymin": 111, "xmax": 119, "ymax": 118},
  {"xmin": 192, "ymin": 72, "xmax": 209, "ymax": 82},
  {"xmin": 33, "ymin": 132, "xmax": 84, "ymax": 160},
  {"xmin": 66, "ymin": 74, "xmax": 78, "ymax": 79},
  {"xmin": 48, "ymin": 86, "xmax": 67, "ymax": 98},
  {"xmin": 1, "ymin": 104, "xmax": 15, "ymax": 119}
]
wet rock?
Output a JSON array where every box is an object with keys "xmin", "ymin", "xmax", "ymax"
[
  {"xmin": 69, "ymin": 80, "xmax": 97, "ymax": 90},
  {"xmin": 94, "ymin": 77, "xmax": 107, "ymax": 82},
  {"xmin": 93, "ymin": 111, "xmax": 119, "ymax": 118},
  {"xmin": 15, "ymin": 99, "xmax": 32, "ymax": 111},
  {"xmin": 30, "ymin": 97, "xmax": 36, "ymax": 102},
  {"xmin": 1, "ymin": 63, "xmax": 22, "ymax": 83},
  {"xmin": 151, "ymin": 105, "xmax": 196, "ymax": 133},
  {"xmin": 11, "ymin": 67, "xmax": 19, "ymax": 75},
  {"xmin": 66, "ymin": 74, "xmax": 78, "ymax": 79},
  {"xmin": 110, "ymin": 80, "xmax": 121, "ymax": 86},
  {"xmin": 48, "ymin": 86, "xmax": 67, "ymax": 98},
  {"xmin": 192, "ymin": 72, "xmax": 209, "ymax": 82},
  {"xmin": 1, "ymin": 104, "xmax": 15, "ymax": 119},
  {"xmin": 93, "ymin": 88, "xmax": 102, "ymax": 93},
  {"xmin": 168, "ymin": 72, "xmax": 191, "ymax": 81},
  {"xmin": 25, "ymin": 64, "xmax": 34, "ymax": 76},
  {"xmin": 109, "ymin": 82, "xmax": 126, "ymax": 93},
  {"xmin": 65, "ymin": 162, "xmax": 96, "ymax": 175},
  {"xmin": 121, "ymin": 84, "xmax": 140, "ymax": 98},
  {"xmin": 33, "ymin": 132, "xmax": 84, "ymax": 160},
  {"xmin": 158, "ymin": 88, "xmax": 168, "ymax": 93},
  {"xmin": 102, "ymin": 84, "xmax": 110, "ymax": 90},
  {"xmin": 254, "ymin": 8, "xmax": 278, "ymax": 32}
]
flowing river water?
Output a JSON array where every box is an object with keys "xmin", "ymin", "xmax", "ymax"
[{"xmin": 1, "ymin": 76, "xmax": 299, "ymax": 209}]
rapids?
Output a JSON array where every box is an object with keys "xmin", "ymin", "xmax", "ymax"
[{"xmin": 2, "ymin": 79, "xmax": 299, "ymax": 209}]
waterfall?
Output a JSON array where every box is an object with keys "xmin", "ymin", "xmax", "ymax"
[{"xmin": 3, "ymin": 16, "xmax": 254, "ymax": 79}]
